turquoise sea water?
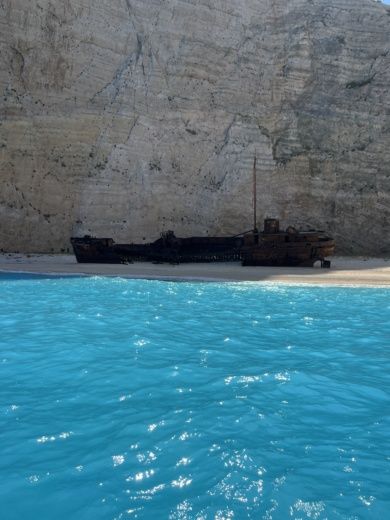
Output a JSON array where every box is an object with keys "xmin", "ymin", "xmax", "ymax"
[{"xmin": 0, "ymin": 274, "xmax": 389, "ymax": 520}]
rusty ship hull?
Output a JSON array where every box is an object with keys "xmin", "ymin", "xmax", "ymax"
[
  {"xmin": 241, "ymin": 219, "xmax": 335, "ymax": 267},
  {"xmin": 71, "ymin": 219, "xmax": 335, "ymax": 267},
  {"xmin": 241, "ymin": 235, "xmax": 335, "ymax": 267},
  {"xmin": 71, "ymin": 233, "xmax": 243, "ymax": 265}
]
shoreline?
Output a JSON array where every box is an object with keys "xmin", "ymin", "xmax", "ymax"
[{"xmin": 0, "ymin": 254, "xmax": 389, "ymax": 287}]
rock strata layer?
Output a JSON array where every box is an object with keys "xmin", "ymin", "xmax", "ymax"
[{"xmin": 1, "ymin": 0, "xmax": 389, "ymax": 254}]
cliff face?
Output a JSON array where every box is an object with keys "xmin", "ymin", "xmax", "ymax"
[{"xmin": 1, "ymin": 0, "xmax": 389, "ymax": 254}]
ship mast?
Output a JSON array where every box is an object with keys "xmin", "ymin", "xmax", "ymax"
[
  {"xmin": 253, "ymin": 154, "xmax": 257, "ymax": 232},
  {"xmin": 252, "ymin": 153, "xmax": 259, "ymax": 244}
]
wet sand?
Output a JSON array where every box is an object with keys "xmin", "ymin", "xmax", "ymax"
[{"xmin": 0, "ymin": 254, "xmax": 389, "ymax": 286}]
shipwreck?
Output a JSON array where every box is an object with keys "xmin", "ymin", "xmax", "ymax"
[{"xmin": 71, "ymin": 158, "xmax": 335, "ymax": 267}]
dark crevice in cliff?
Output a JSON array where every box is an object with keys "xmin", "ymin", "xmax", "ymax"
[
  {"xmin": 345, "ymin": 74, "xmax": 376, "ymax": 89},
  {"xmin": 89, "ymin": 53, "xmax": 134, "ymax": 104},
  {"xmin": 126, "ymin": 115, "xmax": 140, "ymax": 143},
  {"xmin": 216, "ymin": 115, "xmax": 238, "ymax": 154}
]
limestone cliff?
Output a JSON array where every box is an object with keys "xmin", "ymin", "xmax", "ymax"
[{"xmin": 1, "ymin": 0, "xmax": 389, "ymax": 254}]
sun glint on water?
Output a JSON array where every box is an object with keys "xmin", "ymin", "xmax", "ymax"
[{"xmin": 0, "ymin": 274, "xmax": 389, "ymax": 519}]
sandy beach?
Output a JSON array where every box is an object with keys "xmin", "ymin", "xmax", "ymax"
[{"xmin": 0, "ymin": 254, "xmax": 389, "ymax": 286}]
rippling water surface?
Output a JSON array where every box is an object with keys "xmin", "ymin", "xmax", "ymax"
[{"xmin": 0, "ymin": 274, "xmax": 389, "ymax": 519}]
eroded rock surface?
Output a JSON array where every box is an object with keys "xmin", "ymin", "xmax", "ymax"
[{"xmin": 1, "ymin": 0, "xmax": 389, "ymax": 254}]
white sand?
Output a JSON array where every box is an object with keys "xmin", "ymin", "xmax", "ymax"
[{"xmin": 0, "ymin": 254, "xmax": 389, "ymax": 286}]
